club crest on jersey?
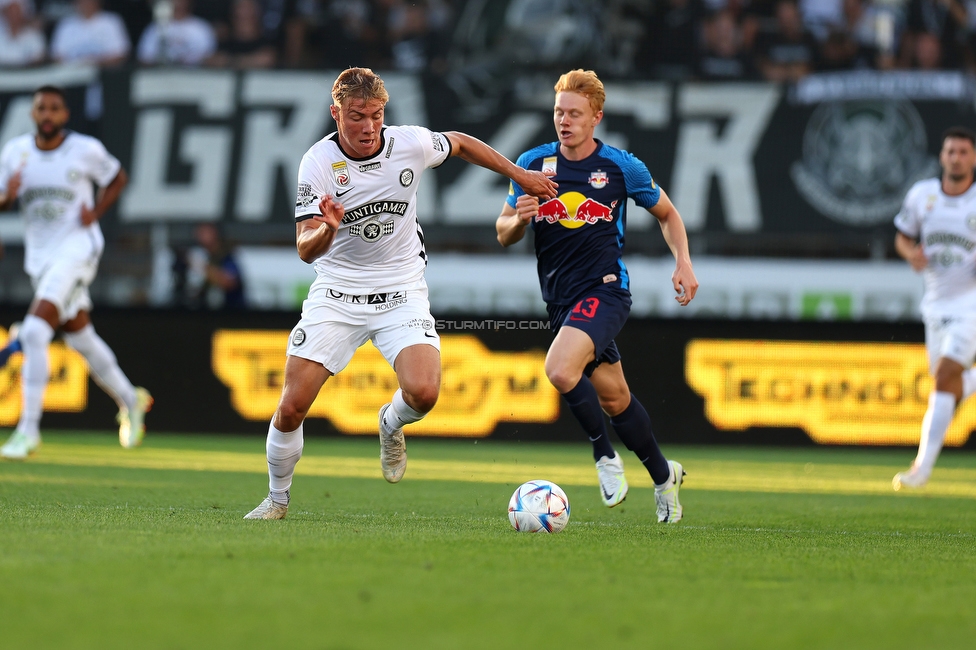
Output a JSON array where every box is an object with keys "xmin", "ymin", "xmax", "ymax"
[
  {"xmin": 588, "ymin": 171, "xmax": 608, "ymax": 189},
  {"xmin": 332, "ymin": 161, "xmax": 350, "ymax": 187},
  {"xmin": 542, "ymin": 156, "xmax": 557, "ymax": 177},
  {"xmin": 66, "ymin": 168, "xmax": 82, "ymax": 183},
  {"xmin": 967, "ymin": 214, "xmax": 976, "ymax": 231},
  {"xmin": 535, "ymin": 191, "xmax": 617, "ymax": 228},
  {"xmin": 400, "ymin": 169, "xmax": 414, "ymax": 187},
  {"xmin": 350, "ymin": 219, "xmax": 395, "ymax": 243}
]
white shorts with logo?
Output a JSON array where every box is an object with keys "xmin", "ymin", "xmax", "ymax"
[
  {"xmin": 286, "ymin": 282, "xmax": 440, "ymax": 374},
  {"xmin": 923, "ymin": 313, "xmax": 976, "ymax": 373},
  {"xmin": 30, "ymin": 255, "xmax": 98, "ymax": 324}
]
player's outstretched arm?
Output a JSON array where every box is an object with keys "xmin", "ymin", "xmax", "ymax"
[
  {"xmin": 296, "ymin": 194, "xmax": 343, "ymax": 263},
  {"xmin": 649, "ymin": 189, "xmax": 698, "ymax": 306},
  {"xmin": 496, "ymin": 195, "xmax": 538, "ymax": 247},
  {"xmin": 81, "ymin": 169, "xmax": 128, "ymax": 225},
  {"xmin": 895, "ymin": 232, "xmax": 927, "ymax": 271},
  {"xmin": 443, "ymin": 131, "xmax": 558, "ymax": 200}
]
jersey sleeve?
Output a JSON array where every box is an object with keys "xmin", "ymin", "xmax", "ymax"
[
  {"xmin": 505, "ymin": 151, "xmax": 533, "ymax": 209},
  {"xmin": 85, "ymin": 138, "xmax": 122, "ymax": 187},
  {"xmin": 399, "ymin": 125, "xmax": 452, "ymax": 169},
  {"xmin": 620, "ymin": 152, "xmax": 660, "ymax": 209},
  {"xmin": 294, "ymin": 151, "xmax": 330, "ymax": 222},
  {"xmin": 893, "ymin": 185, "xmax": 921, "ymax": 239}
]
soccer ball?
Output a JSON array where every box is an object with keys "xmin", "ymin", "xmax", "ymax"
[{"xmin": 508, "ymin": 480, "xmax": 570, "ymax": 533}]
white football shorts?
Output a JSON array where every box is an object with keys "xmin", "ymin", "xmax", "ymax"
[
  {"xmin": 30, "ymin": 254, "xmax": 98, "ymax": 323},
  {"xmin": 286, "ymin": 283, "xmax": 440, "ymax": 374},
  {"xmin": 924, "ymin": 313, "xmax": 976, "ymax": 372}
]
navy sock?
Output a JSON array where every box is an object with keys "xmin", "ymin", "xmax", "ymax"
[
  {"xmin": 610, "ymin": 394, "xmax": 670, "ymax": 485},
  {"xmin": 562, "ymin": 376, "xmax": 616, "ymax": 462}
]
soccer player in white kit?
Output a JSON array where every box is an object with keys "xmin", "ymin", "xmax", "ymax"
[
  {"xmin": 244, "ymin": 68, "xmax": 557, "ymax": 519},
  {"xmin": 0, "ymin": 86, "xmax": 153, "ymax": 460},
  {"xmin": 893, "ymin": 126, "xmax": 976, "ymax": 490}
]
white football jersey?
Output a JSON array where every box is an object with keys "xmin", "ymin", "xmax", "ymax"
[
  {"xmin": 895, "ymin": 177, "xmax": 976, "ymax": 315},
  {"xmin": 0, "ymin": 131, "xmax": 121, "ymax": 277},
  {"xmin": 294, "ymin": 125, "xmax": 451, "ymax": 294}
]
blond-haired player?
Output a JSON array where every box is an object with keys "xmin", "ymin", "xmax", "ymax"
[
  {"xmin": 245, "ymin": 68, "xmax": 557, "ymax": 519},
  {"xmin": 497, "ymin": 70, "xmax": 698, "ymax": 522}
]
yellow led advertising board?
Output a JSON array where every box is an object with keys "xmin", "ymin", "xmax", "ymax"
[
  {"xmin": 686, "ymin": 339, "xmax": 974, "ymax": 446},
  {"xmin": 0, "ymin": 328, "xmax": 89, "ymax": 425},
  {"xmin": 212, "ymin": 330, "xmax": 560, "ymax": 436}
]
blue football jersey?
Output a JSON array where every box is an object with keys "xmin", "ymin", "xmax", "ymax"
[{"xmin": 507, "ymin": 140, "xmax": 660, "ymax": 305}]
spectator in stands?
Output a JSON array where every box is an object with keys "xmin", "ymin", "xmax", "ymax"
[
  {"xmin": 0, "ymin": 0, "xmax": 46, "ymax": 67},
  {"xmin": 799, "ymin": 0, "xmax": 844, "ymax": 40},
  {"xmin": 637, "ymin": 0, "xmax": 706, "ymax": 79},
  {"xmin": 50, "ymin": 0, "xmax": 130, "ymax": 65},
  {"xmin": 697, "ymin": 8, "xmax": 757, "ymax": 79},
  {"xmin": 207, "ymin": 0, "xmax": 275, "ymax": 68},
  {"xmin": 174, "ymin": 223, "xmax": 246, "ymax": 310},
  {"xmin": 899, "ymin": 0, "xmax": 968, "ymax": 69},
  {"xmin": 386, "ymin": 0, "xmax": 450, "ymax": 73},
  {"xmin": 315, "ymin": 0, "xmax": 380, "ymax": 69},
  {"xmin": 137, "ymin": 0, "xmax": 216, "ymax": 65},
  {"xmin": 754, "ymin": 0, "xmax": 819, "ymax": 81},
  {"xmin": 741, "ymin": 0, "xmax": 778, "ymax": 50}
]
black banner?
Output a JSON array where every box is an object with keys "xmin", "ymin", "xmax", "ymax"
[{"xmin": 4, "ymin": 306, "xmax": 968, "ymax": 449}]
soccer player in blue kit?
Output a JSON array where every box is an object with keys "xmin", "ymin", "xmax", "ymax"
[{"xmin": 496, "ymin": 70, "xmax": 699, "ymax": 523}]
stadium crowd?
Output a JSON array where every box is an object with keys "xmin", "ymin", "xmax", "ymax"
[{"xmin": 1, "ymin": 0, "xmax": 976, "ymax": 78}]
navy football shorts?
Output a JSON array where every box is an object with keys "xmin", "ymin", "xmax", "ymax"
[{"xmin": 547, "ymin": 286, "xmax": 632, "ymax": 377}]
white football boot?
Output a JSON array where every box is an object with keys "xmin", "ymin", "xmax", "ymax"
[
  {"xmin": 655, "ymin": 460, "xmax": 686, "ymax": 523},
  {"xmin": 893, "ymin": 466, "xmax": 929, "ymax": 491},
  {"xmin": 243, "ymin": 494, "xmax": 288, "ymax": 520},
  {"xmin": 378, "ymin": 403, "xmax": 407, "ymax": 483},
  {"xmin": 0, "ymin": 431, "xmax": 40, "ymax": 460},
  {"xmin": 118, "ymin": 387, "xmax": 153, "ymax": 448},
  {"xmin": 595, "ymin": 454, "xmax": 628, "ymax": 507}
]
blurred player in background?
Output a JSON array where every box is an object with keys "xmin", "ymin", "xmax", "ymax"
[
  {"xmin": 496, "ymin": 70, "xmax": 698, "ymax": 523},
  {"xmin": 244, "ymin": 67, "xmax": 557, "ymax": 520},
  {"xmin": 893, "ymin": 126, "xmax": 976, "ymax": 490},
  {"xmin": 0, "ymin": 85, "xmax": 152, "ymax": 460}
]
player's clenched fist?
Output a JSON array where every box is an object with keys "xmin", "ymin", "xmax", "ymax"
[{"xmin": 515, "ymin": 194, "xmax": 539, "ymax": 224}]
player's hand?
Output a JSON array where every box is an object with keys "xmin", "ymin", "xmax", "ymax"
[
  {"xmin": 518, "ymin": 169, "xmax": 558, "ymax": 200},
  {"xmin": 315, "ymin": 194, "xmax": 344, "ymax": 232},
  {"xmin": 907, "ymin": 245, "xmax": 927, "ymax": 272},
  {"xmin": 80, "ymin": 205, "xmax": 98, "ymax": 226},
  {"xmin": 5, "ymin": 170, "xmax": 22, "ymax": 201},
  {"xmin": 673, "ymin": 259, "xmax": 698, "ymax": 306},
  {"xmin": 514, "ymin": 194, "xmax": 539, "ymax": 224}
]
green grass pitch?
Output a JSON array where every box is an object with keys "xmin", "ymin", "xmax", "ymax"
[{"xmin": 1, "ymin": 432, "xmax": 974, "ymax": 649}]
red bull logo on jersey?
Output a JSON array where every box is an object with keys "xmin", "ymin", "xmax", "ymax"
[{"xmin": 536, "ymin": 191, "xmax": 617, "ymax": 229}]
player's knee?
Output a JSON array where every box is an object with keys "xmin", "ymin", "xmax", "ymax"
[
  {"xmin": 934, "ymin": 363, "xmax": 964, "ymax": 392},
  {"xmin": 274, "ymin": 402, "xmax": 307, "ymax": 432},
  {"xmin": 599, "ymin": 392, "xmax": 629, "ymax": 417},
  {"xmin": 406, "ymin": 384, "xmax": 439, "ymax": 414},
  {"xmin": 545, "ymin": 363, "xmax": 579, "ymax": 394},
  {"xmin": 19, "ymin": 316, "xmax": 54, "ymax": 347}
]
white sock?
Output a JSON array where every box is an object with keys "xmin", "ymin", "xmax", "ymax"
[
  {"xmin": 17, "ymin": 315, "xmax": 54, "ymax": 440},
  {"xmin": 381, "ymin": 388, "xmax": 425, "ymax": 434},
  {"xmin": 914, "ymin": 391, "xmax": 955, "ymax": 477},
  {"xmin": 267, "ymin": 421, "xmax": 303, "ymax": 504},
  {"xmin": 962, "ymin": 367, "xmax": 976, "ymax": 400},
  {"xmin": 63, "ymin": 324, "xmax": 136, "ymax": 412}
]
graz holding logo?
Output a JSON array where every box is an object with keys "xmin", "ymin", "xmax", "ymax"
[{"xmin": 791, "ymin": 101, "xmax": 939, "ymax": 226}]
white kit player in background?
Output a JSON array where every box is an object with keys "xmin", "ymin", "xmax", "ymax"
[
  {"xmin": 0, "ymin": 86, "xmax": 152, "ymax": 460},
  {"xmin": 893, "ymin": 126, "xmax": 976, "ymax": 490},
  {"xmin": 244, "ymin": 67, "xmax": 557, "ymax": 520}
]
